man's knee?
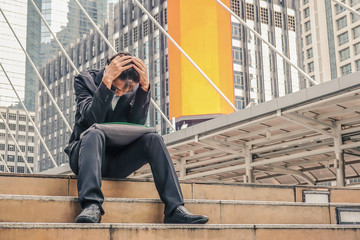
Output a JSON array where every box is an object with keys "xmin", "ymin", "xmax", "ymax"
[
  {"xmin": 141, "ymin": 132, "xmax": 163, "ymax": 143},
  {"xmin": 82, "ymin": 128, "xmax": 105, "ymax": 143}
]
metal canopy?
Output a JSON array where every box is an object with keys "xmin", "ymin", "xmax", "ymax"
[{"xmin": 132, "ymin": 72, "xmax": 360, "ymax": 186}]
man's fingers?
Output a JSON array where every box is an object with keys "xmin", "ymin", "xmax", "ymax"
[
  {"xmin": 132, "ymin": 64, "xmax": 144, "ymax": 75},
  {"xmin": 132, "ymin": 57, "xmax": 146, "ymax": 69},
  {"xmin": 111, "ymin": 55, "xmax": 132, "ymax": 65},
  {"xmin": 121, "ymin": 64, "xmax": 133, "ymax": 71},
  {"xmin": 117, "ymin": 58, "xmax": 132, "ymax": 67}
]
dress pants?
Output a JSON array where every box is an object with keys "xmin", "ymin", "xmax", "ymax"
[{"xmin": 70, "ymin": 128, "xmax": 184, "ymax": 216}]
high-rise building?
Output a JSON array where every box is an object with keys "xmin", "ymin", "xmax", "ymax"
[
  {"xmin": 0, "ymin": 0, "xmax": 28, "ymax": 108},
  {"xmin": 229, "ymin": 0, "xmax": 300, "ymax": 107},
  {"xmin": 296, "ymin": 0, "xmax": 360, "ymax": 83},
  {"xmin": 40, "ymin": 0, "xmax": 108, "ymax": 65},
  {"xmin": 0, "ymin": 107, "xmax": 37, "ymax": 174},
  {"xmin": 25, "ymin": 0, "xmax": 42, "ymax": 112}
]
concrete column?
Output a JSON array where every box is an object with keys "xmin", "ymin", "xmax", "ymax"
[
  {"xmin": 334, "ymin": 124, "xmax": 345, "ymax": 187},
  {"xmin": 178, "ymin": 159, "xmax": 186, "ymax": 180},
  {"xmin": 245, "ymin": 146, "xmax": 255, "ymax": 183}
]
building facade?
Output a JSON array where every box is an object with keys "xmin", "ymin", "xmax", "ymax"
[
  {"xmin": 0, "ymin": 107, "xmax": 36, "ymax": 174},
  {"xmin": 296, "ymin": 0, "xmax": 360, "ymax": 83},
  {"xmin": 40, "ymin": 0, "xmax": 108, "ymax": 65},
  {"xmin": 230, "ymin": 0, "xmax": 300, "ymax": 108},
  {"xmin": 0, "ymin": 0, "xmax": 28, "ymax": 108}
]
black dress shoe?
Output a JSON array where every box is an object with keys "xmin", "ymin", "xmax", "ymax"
[
  {"xmin": 75, "ymin": 203, "xmax": 102, "ymax": 223},
  {"xmin": 164, "ymin": 205, "xmax": 209, "ymax": 224}
]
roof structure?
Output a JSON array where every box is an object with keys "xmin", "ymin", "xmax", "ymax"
[{"xmin": 133, "ymin": 71, "xmax": 360, "ymax": 186}]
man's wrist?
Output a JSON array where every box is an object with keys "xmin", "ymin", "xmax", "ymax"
[
  {"xmin": 140, "ymin": 83, "xmax": 150, "ymax": 92},
  {"xmin": 102, "ymin": 76, "xmax": 113, "ymax": 89}
]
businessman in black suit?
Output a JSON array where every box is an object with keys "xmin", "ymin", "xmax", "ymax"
[{"xmin": 64, "ymin": 52, "xmax": 208, "ymax": 224}]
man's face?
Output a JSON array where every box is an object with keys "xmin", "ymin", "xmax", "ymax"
[{"xmin": 112, "ymin": 78, "xmax": 137, "ymax": 96}]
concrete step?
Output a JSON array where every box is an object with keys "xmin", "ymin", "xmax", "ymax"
[
  {"xmin": 1, "ymin": 194, "xmax": 359, "ymax": 224},
  {"xmin": 2, "ymin": 173, "xmax": 360, "ymax": 203},
  {"xmin": 1, "ymin": 223, "xmax": 360, "ymax": 240}
]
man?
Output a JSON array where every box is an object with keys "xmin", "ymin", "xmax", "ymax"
[{"xmin": 64, "ymin": 52, "xmax": 209, "ymax": 224}]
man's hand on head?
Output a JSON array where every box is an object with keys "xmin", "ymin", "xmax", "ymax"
[
  {"xmin": 102, "ymin": 55, "xmax": 133, "ymax": 89},
  {"xmin": 132, "ymin": 57, "xmax": 150, "ymax": 92}
]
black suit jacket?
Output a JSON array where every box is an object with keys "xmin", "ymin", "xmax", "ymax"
[{"xmin": 64, "ymin": 69, "xmax": 151, "ymax": 157}]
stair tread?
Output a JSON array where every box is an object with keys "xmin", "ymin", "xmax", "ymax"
[
  {"xmin": 2, "ymin": 223, "xmax": 360, "ymax": 229},
  {"xmin": 1, "ymin": 194, "xmax": 360, "ymax": 207}
]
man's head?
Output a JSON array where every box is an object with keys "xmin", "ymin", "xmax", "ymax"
[{"xmin": 106, "ymin": 52, "xmax": 139, "ymax": 95}]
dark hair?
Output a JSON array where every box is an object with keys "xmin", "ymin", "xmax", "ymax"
[{"xmin": 106, "ymin": 52, "xmax": 140, "ymax": 83}]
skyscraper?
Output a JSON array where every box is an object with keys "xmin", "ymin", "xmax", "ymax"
[
  {"xmin": 296, "ymin": 0, "xmax": 360, "ymax": 83},
  {"xmin": 0, "ymin": 0, "xmax": 28, "ymax": 108},
  {"xmin": 25, "ymin": 0, "xmax": 42, "ymax": 112},
  {"xmin": 40, "ymin": 0, "xmax": 107, "ymax": 65},
  {"xmin": 229, "ymin": 0, "xmax": 300, "ymax": 108}
]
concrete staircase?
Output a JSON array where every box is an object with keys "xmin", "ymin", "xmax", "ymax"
[{"xmin": 1, "ymin": 173, "xmax": 360, "ymax": 239}]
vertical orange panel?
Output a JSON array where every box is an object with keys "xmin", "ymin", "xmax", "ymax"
[{"xmin": 168, "ymin": 0, "xmax": 234, "ymax": 119}]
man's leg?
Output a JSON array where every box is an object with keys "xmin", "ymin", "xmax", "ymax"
[
  {"xmin": 76, "ymin": 128, "xmax": 106, "ymax": 216},
  {"xmin": 103, "ymin": 133, "xmax": 184, "ymax": 216}
]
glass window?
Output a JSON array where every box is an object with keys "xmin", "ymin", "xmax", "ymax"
[
  {"xmin": 143, "ymin": 41, "xmax": 149, "ymax": 59},
  {"xmin": 235, "ymin": 96, "xmax": 245, "ymax": 109},
  {"xmin": 233, "ymin": 48, "xmax": 243, "ymax": 64},
  {"xmin": 304, "ymin": 0, "xmax": 309, "ymax": 4},
  {"xmin": 335, "ymin": 4, "xmax": 345, "ymax": 14},
  {"xmin": 28, "ymin": 157, "xmax": 34, "ymax": 163},
  {"xmin": 304, "ymin": 8, "xmax": 310, "ymax": 18},
  {"xmin": 154, "ymin": 36, "xmax": 160, "ymax": 54},
  {"xmin": 8, "ymin": 113, "xmax": 16, "ymax": 120},
  {"xmin": 305, "ymin": 21, "xmax": 311, "ymax": 31},
  {"xmin": 308, "ymin": 62, "xmax": 314, "ymax": 72},
  {"xmin": 8, "ymin": 144, "xmax": 15, "ymax": 151},
  {"xmin": 17, "ymin": 166, "xmax": 24, "ymax": 173},
  {"xmin": 339, "ymin": 48, "xmax": 350, "ymax": 61},
  {"xmin": 337, "ymin": 16, "xmax": 347, "ymax": 30},
  {"xmin": 351, "ymin": 0, "xmax": 360, "ymax": 7},
  {"xmin": 165, "ymin": 78, "xmax": 169, "ymax": 96},
  {"xmin": 352, "ymin": 12, "xmax": 360, "ymax": 23},
  {"xmin": 341, "ymin": 63, "xmax": 352, "ymax": 75},
  {"xmin": 8, "ymin": 155, "xmax": 15, "ymax": 162},
  {"xmin": 28, "ymin": 146, "xmax": 34, "ymax": 153},
  {"xmin": 19, "ymin": 115, "xmax": 26, "ymax": 121},
  {"xmin": 307, "ymin": 48, "xmax": 313, "ymax": 59},
  {"xmin": 9, "ymin": 166, "xmax": 14, "ymax": 173},
  {"xmin": 154, "ymin": 59, "xmax": 160, "ymax": 77},
  {"xmin": 353, "ymin": 26, "xmax": 360, "ymax": 39},
  {"xmin": 356, "ymin": 59, "xmax": 360, "ymax": 70},
  {"xmin": 354, "ymin": 42, "xmax": 360, "ymax": 55},
  {"xmin": 234, "ymin": 72, "xmax": 244, "ymax": 90},
  {"xmin": 338, "ymin": 32, "xmax": 349, "ymax": 46},
  {"xmin": 154, "ymin": 82, "xmax": 160, "ymax": 101}
]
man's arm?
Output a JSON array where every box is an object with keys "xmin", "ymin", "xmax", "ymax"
[
  {"xmin": 128, "ymin": 57, "xmax": 150, "ymax": 125},
  {"xmin": 128, "ymin": 86, "xmax": 150, "ymax": 125},
  {"xmin": 74, "ymin": 74, "xmax": 114, "ymax": 126}
]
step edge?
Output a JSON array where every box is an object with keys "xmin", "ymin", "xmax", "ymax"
[
  {"xmin": 2, "ymin": 194, "xmax": 360, "ymax": 207},
  {"xmin": 1, "ymin": 223, "xmax": 360, "ymax": 230}
]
